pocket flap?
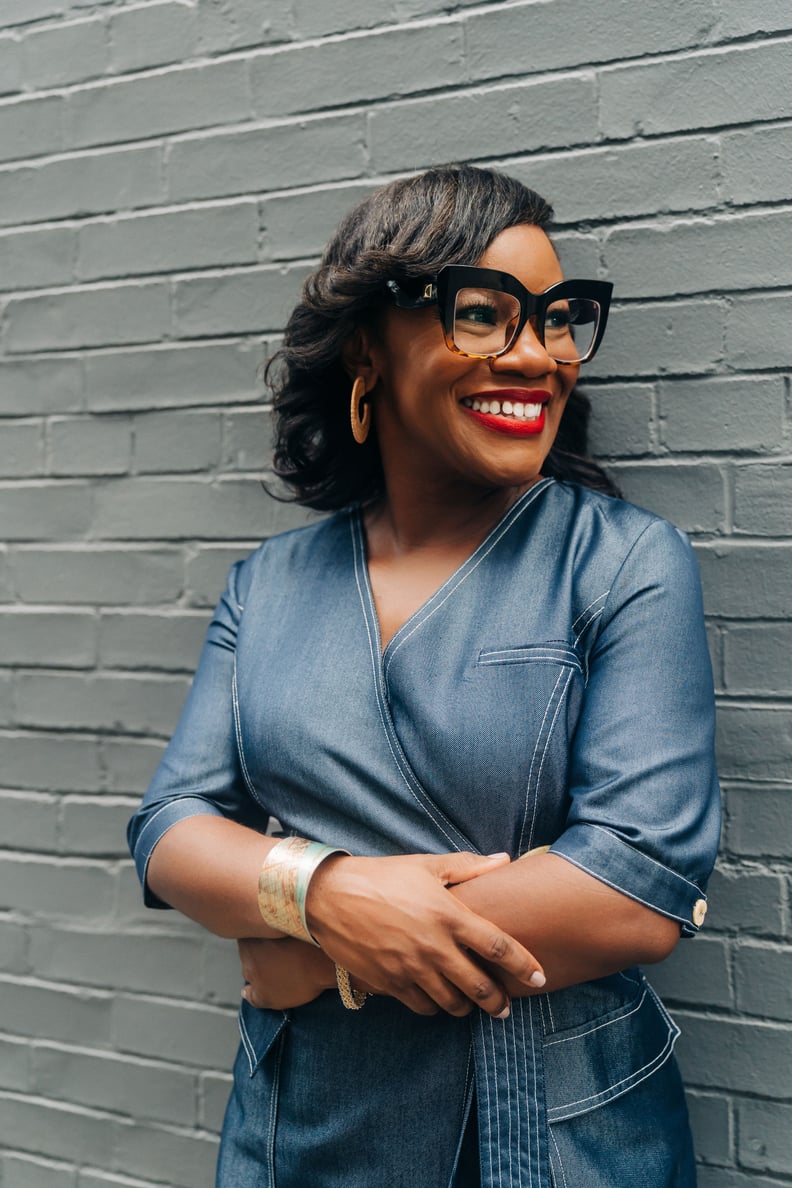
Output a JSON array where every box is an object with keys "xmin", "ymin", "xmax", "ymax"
[
  {"xmin": 544, "ymin": 982, "xmax": 679, "ymax": 1122},
  {"xmin": 238, "ymin": 998, "xmax": 288, "ymax": 1077}
]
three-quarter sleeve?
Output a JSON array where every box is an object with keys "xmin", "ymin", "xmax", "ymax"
[
  {"xmin": 127, "ymin": 558, "xmax": 263, "ymax": 907},
  {"xmin": 550, "ymin": 518, "xmax": 720, "ymax": 936}
]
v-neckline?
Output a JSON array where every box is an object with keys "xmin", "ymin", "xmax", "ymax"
[{"xmin": 351, "ymin": 478, "xmax": 554, "ymax": 664}]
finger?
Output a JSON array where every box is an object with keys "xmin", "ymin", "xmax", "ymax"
[
  {"xmin": 424, "ymin": 956, "xmax": 512, "ymax": 1019},
  {"xmin": 241, "ymin": 984, "xmax": 262, "ymax": 1009},
  {"xmin": 427, "ymin": 851, "xmax": 511, "ymax": 886},
  {"xmin": 458, "ymin": 920, "xmax": 546, "ymax": 989},
  {"xmin": 390, "ymin": 985, "xmax": 441, "ymax": 1017}
]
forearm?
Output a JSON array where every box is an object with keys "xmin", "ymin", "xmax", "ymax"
[
  {"xmin": 453, "ymin": 852, "xmax": 680, "ymax": 995},
  {"xmin": 146, "ymin": 815, "xmax": 285, "ymax": 939}
]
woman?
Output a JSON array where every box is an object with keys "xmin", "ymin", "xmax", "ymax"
[{"xmin": 128, "ymin": 165, "xmax": 720, "ymax": 1187}]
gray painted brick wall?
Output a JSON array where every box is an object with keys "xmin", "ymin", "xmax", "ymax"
[{"xmin": 0, "ymin": 1, "xmax": 790, "ymax": 1184}]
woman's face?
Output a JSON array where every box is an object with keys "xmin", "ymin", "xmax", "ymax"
[{"xmin": 369, "ymin": 224, "xmax": 580, "ymax": 497}]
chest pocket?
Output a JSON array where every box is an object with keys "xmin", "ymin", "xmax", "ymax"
[{"xmin": 477, "ymin": 643, "xmax": 584, "ymax": 674}]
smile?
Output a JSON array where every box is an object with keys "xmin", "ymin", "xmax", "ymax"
[
  {"xmin": 458, "ymin": 390, "xmax": 550, "ymax": 437},
  {"xmin": 460, "ymin": 397, "xmax": 544, "ymax": 420}
]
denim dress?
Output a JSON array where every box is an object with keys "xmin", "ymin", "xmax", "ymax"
[{"xmin": 128, "ymin": 479, "xmax": 721, "ymax": 1188}]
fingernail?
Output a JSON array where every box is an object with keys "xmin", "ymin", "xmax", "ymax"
[
  {"xmin": 487, "ymin": 852, "xmax": 511, "ymax": 860},
  {"xmin": 496, "ymin": 1004, "xmax": 510, "ymax": 1019},
  {"xmin": 529, "ymin": 970, "xmax": 546, "ymax": 988}
]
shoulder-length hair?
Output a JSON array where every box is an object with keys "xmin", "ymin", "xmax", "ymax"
[{"xmin": 267, "ymin": 164, "xmax": 618, "ymax": 509}]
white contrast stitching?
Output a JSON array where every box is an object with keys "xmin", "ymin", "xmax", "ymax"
[
  {"xmin": 549, "ymin": 1129, "xmax": 568, "ymax": 1188},
  {"xmin": 232, "ymin": 660, "xmax": 258, "ymax": 801},
  {"xmin": 548, "ymin": 1030, "xmax": 677, "ymax": 1121},
  {"xmin": 526, "ymin": 668, "xmax": 573, "ymax": 851},
  {"xmin": 544, "ymin": 990, "xmax": 646, "ymax": 1047},
  {"xmin": 382, "ymin": 480, "xmax": 553, "ymax": 680},
  {"xmin": 518, "ymin": 667, "xmax": 564, "ymax": 854},
  {"xmin": 570, "ymin": 591, "xmax": 609, "ymax": 634},
  {"xmin": 583, "ymin": 823, "xmax": 706, "ymax": 896}
]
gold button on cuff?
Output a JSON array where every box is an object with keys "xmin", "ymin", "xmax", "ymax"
[{"xmin": 692, "ymin": 898, "xmax": 707, "ymax": 928}]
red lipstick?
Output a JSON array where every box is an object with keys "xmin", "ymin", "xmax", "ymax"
[{"xmin": 460, "ymin": 389, "xmax": 551, "ymax": 437}]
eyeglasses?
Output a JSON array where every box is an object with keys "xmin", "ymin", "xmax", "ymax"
[{"xmin": 387, "ymin": 265, "xmax": 613, "ymax": 365}]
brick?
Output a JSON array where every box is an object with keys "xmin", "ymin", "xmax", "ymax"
[
  {"xmin": 705, "ymin": 864, "xmax": 785, "ymax": 936},
  {"xmin": 600, "ymin": 40, "xmax": 792, "ymax": 138},
  {"xmin": 726, "ymin": 787, "xmax": 792, "ymax": 859},
  {"xmin": 77, "ymin": 1173, "xmax": 161, "ymax": 1188},
  {"xmin": 222, "ymin": 407, "xmax": 272, "ymax": 471},
  {"xmin": 0, "ymin": 854, "xmax": 116, "ymax": 922},
  {"xmin": 184, "ymin": 545, "xmax": 256, "ymax": 607},
  {"xmin": 0, "ymin": 732, "xmax": 103, "ymax": 793},
  {"xmin": 716, "ymin": 0, "xmax": 792, "ymax": 38},
  {"xmin": 0, "ymin": 791, "xmax": 59, "ymax": 851},
  {"xmin": 0, "ymin": 146, "xmax": 164, "ymax": 228},
  {"xmin": 195, "ymin": 0, "xmax": 295, "ymax": 52},
  {"xmin": 0, "ymin": 1036, "xmax": 30, "ymax": 1091},
  {"xmin": 23, "ymin": 18, "xmax": 108, "ymax": 88},
  {"xmin": 98, "ymin": 611, "xmax": 209, "ymax": 671},
  {"xmin": 83, "ymin": 342, "xmax": 263, "ymax": 413},
  {"xmin": 660, "ymin": 377, "xmax": 785, "ymax": 454},
  {"xmin": 0, "ymin": 36, "xmax": 24, "ymax": 96},
  {"xmin": 718, "ymin": 705, "xmax": 792, "ymax": 783},
  {"xmin": 65, "ymin": 60, "xmax": 250, "ymax": 150},
  {"xmin": 59, "ymin": 796, "xmax": 134, "ymax": 857},
  {"xmin": 0, "ymin": 421, "xmax": 45, "ymax": 477},
  {"xmin": 587, "ymin": 299, "xmax": 726, "ymax": 379},
  {"xmin": 697, "ymin": 1167, "xmax": 787, "ymax": 1188},
  {"xmin": 0, "ymin": 670, "xmax": 14, "ymax": 724},
  {"xmin": 506, "ymin": 137, "xmax": 721, "ymax": 225},
  {"xmin": 0, "ymin": 96, "xmax": 64, "ymax": 164},
  {"xmin": 112, "ymin": 1119, "xmax": 218, "ymax": 1188},
  {"xmin": 134, "ymin": 410, "xmax": 222, "ymax": 474},
  {"xmin": 91, "ymin": 476, "xmax": 306, "ymax": 540},
  {"xmin": 29, "ymin": 925, "xmax": 203, "ymax": 996},
  {"xmin": 167, "ymin": 114, "xmax": 368, "ymax": 202},
  {"xmin": 77, "ymin": 203, "xmax": 259, "ymax": 282},
  {"xmin": 251, "ymin": 23, "xmax": 464, "ymax": 118},
  {"xmin": 109, "ymin": 2, "xmax": 196, "ymax": 73},
  {"xmin": 1, "ymin": 1153, "xmax": 77, "ymax": 1188},
  {"xmin": 734, "ymin": 944, "xmax": 792, "ymax": 1021},
  {"xmin": 0, "ymin": 548, "xmax": 13, "ymax": 602},
  {"xmin": 199, "ymin": 1071, "xmax": 232, "ymax": 1132},
  {"xmin": 263, "ymin": 182, "xmax": 376, "ymax": 260},
  {"xmin": 369, "ymin": 75, "xmax": 598, "ymax": 172},
  {"xmin": 724, "ymin": 624, "xmax": 792, "ymax": 695},
  {"xmin": 738, "ymin": 1098, "xmax": 792, "ymax": 1175},
  {"xmin": 0, "ymin": 1094, "xmax": 115, "ymax": 1166},
  {"xmin": 289, "ymin": 0, "xmax": 395, "ymax": 36},
  {"xmin": 649, "ymin": 936, "xmax": 732, "ymax": 1009},
  {"xmin": 31, "ymin": 1044, "xmax": 197, "ymax": 1126},
  {"xmin": 0, "ymin": 1, "xmax": 64, "ymax": 26},
  {"xmin": 0, "ymin": 482, "xmax": 93, "ymax": 542},
  {"xmin": 49, "ymin": 417, "xmax": 132, "ymax": 477},
  {"xmin": 734, "ymin": 464, "xmax": 792, "ymax": 537},
  {"xmin": 0, "ymin": 359, "xmax": 83, "ymax": 416},
  {"xmin": 201, "ymin": 935, "xmax": 242, "ymax": 1007},
  {"xmin": 99, "ymin": 737, "xmax": 165, "ymax": 794},
  {"xmin": 726, "ymin": 292, "xmax": 792, "ymax": 371},
  {"xmin": 0, "ymin": 226, "xmax": 75, "ymax": 290},
  {"xmin": 603, "ymin": 212, "xmax": 792, "ymax": 299},
  {"xmin": 607, "ymin": 462, "xmax": 725, "ymax": 533},
  {"xmin": 552, "ymin": 231, "xmax": 600, "ymax": 278},
  {"xmin": 0, "ymin": 974, "xmax": 113, "ymax": 1045},
  {"xmin": 694, "ymin": 544, "xmax": 792, "ymax": 619},
  {"xmin": 721, "ymin": 124, "xmax": 792, "ymax": 207},
  {"xmin": 686, "ymin": 1091, "xmax": 732, "ymax": 1166},
  {"xmin": 0, "ymin": 920, "xmax": 28, "ymax": 974},
  {"xmin": 4, "ymin": 283, "xmax": 170, "ymax": 352},
  {"xmin": 584, "ymin": 383, "xmax": 655, "ymax": 459},
  {"xmin": 10, "ymin": 545, "xmax": 184, "ymax": 606},
  {"xmin": 675, "ymin": 1012, "xmax": 792, "ymax": 1098},
  {"xmin": 467, "ymin": 0, "xmax": 720, "ymax": 77},
  {"xmin": 172, "ymin": 264, "xmax": 312, "ymax": 338},
  {"xmin": 113, "ymin": 994, "xmax": 237, "ymax": 1069},
  {"xmin": 15, "ymin": 671, "xmax": 190, "ymax": 736}
]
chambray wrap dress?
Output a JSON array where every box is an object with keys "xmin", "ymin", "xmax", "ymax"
[{"xmin": 128, "ymin": 478, "xmax": 721, "ymax": 1188}]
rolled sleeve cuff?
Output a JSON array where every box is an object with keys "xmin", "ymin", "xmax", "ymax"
[
  {"xmin": 550, "ymin": 822, "xmax": 708, "ymax": 938},
  {"xmin": 133, "ymin": 795, "xmax": 225, "ymax": 909}
]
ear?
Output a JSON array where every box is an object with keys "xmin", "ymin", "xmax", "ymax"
[{"xmin": 341, "ymin": 326, "xmax": 382, "ymax": 393}]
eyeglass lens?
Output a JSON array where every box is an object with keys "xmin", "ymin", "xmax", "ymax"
[{"xmin": 451, "ymin": 287, "xmax": 601, "ymax": 363}]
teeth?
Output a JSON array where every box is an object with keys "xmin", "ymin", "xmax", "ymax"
[{"xmin": 461, "ymin": 397, "xmax": 545, "ymax": 420}]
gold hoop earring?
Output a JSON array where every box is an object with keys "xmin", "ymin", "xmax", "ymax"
[{"xmin": 350, "ymin": 376, "xmax": 371, "ymax": 445}]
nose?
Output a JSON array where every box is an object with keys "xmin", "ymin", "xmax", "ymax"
[{"xmin": 488, "ymin": 318, "xmax": 558, "ymax": 377}]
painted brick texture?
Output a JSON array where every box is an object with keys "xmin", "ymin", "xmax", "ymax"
[{"xmin": 0, "ymin": 2, "xmax": 789, "ymax": 1185}]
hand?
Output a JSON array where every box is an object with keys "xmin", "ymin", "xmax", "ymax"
[
  {"xmin": 305, "ymin": 851, "xmax": 545, "ymax": 1019},
  {"xmin": 239, "ymin": 937, "xmax": 336, "ymax": 1011}
]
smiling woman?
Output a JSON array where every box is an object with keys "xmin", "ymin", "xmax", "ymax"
[{"xmin": 127, "ymin": 165, "xmax": 720, "ymax": 1188}]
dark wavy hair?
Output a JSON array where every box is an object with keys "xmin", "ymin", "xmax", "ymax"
[{"xmin": 267, "ymin": 165, "xmax": 618, "ymax": 509}]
